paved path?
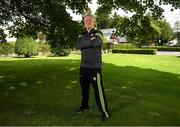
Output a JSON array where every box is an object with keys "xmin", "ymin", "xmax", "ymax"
[{"xmin": 157, "ymin": 51, "xmax": 180, "ymax": 56}]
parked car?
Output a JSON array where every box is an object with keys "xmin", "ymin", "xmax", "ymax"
[{"xmin": 167, "ymin": 40, "xmax": 177, "ymax": 47}]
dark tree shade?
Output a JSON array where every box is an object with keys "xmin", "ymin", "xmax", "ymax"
[
  {"xmin": 0, "ymin": 0, "xmax": 179, "ymax": 47},
  {"xmin": 0, "ymin": 28, "xmax": 7, "ymax": 43}
]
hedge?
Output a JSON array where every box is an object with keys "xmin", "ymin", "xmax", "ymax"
[
  {"xmin": 102, "ymin": 43, "xmax": 114, "ymax": 51},
  {"xmin": 38, "ymin": 42, "xmax": 51, "ymax": 55},
  {"xmin": 102, "ymin": 43, "xmax": 138, "ymax": 53},
  {"xmin": 0, "ymin": 43, "xmax": 15, "ymax": 56},
  {"xmin": 113, "ymin": 43, "xmax": 137, "ymax": 49},
  {"xmin": 142, "ymin": 46, "xmax": 180, "ymax": 52},
  {"xmin": 112, "ymin": 49, "xmax": 157, "ymax": 55},
  {"xmin": 51, "ymin": 46, "xmax": 71, "ymax": 56}
]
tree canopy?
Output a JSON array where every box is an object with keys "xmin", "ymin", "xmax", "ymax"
[
  {"xmin": 1, "ymin": 0, "xmax": 85, "ymax": 48},
  {"xmin": 95, "ymin": 12, "xmax": 173, "ymax": 46},
  {"xmin": 0, "ymin": 0, "xmax": 180, "ymax": 47},
  {"xmin": 174, "ymin": 20, "xmax": 180, "ymax": 44}
]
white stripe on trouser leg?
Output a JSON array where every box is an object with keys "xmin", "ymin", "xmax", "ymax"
[{"xmin": 97, "ymin": 73, "xmax": 109, "ymax": 118}]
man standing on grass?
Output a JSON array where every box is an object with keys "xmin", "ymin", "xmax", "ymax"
[{"xmin": 75, "ymin": 15, "xmax": 110, "ymax": 121}]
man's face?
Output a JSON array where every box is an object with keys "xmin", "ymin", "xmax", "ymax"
[{"xmin": 84, "ymin": 16, "xmax": 94, "ymax": 29}]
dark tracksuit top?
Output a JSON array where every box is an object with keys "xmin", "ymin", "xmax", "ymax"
[
  {"xmin": 75, "ymin": 28, "xmax": 102, "ymax": 68},
  {"xmin": 75, "ymin": 28, "xmax": 109, "ymax": 118}
]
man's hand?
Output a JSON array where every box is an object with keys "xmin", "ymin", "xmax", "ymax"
[{"xmin": 90, "ymin": 37, "xmax": 96, "ymax": 41}]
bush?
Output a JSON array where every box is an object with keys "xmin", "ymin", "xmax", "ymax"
[
  {"xmin": 51, "ymin": 45, "xmax": 71, "ymax": 56},
  {"xmin": 142, "ymin": 46, "xmax": 180, "ymax": 52},
  {"xmin": 0, "ymin": 42, "xmax": 15, "ymax": 56},
  {"xmin": 112, "ymin": 49, "xmax": 157, "ymax": 55},
  {"xmin": 102, "ymin": 43, "xmax": 137, "ymax": 53},
  {"xmin": 15, "ymin": 37, "xmax": 39, "ymax": 57},
  {"xmin": 38, "ymin": 42, "xmax": 51, "ymax": 55},
  {"xmin": 113, "ymin": 43, "xmax": 137, "ymax": 49},
  {"xmin": 102, "ymin": 43, "xmax": 114, "ymax": 53}
]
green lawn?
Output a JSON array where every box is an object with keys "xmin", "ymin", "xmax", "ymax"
[{"xmin": 0, "ymin": 54, "xmax": 180, "ymax": 126}]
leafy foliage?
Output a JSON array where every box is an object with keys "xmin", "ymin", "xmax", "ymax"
[
  {"xmin": 51, "ymin": 44, "xmax": 71, "ymax": 56},
  {"xmin": 174, "ymin": 20, "xmax": 180, "ymax": 45},
  {"xmin": 38, "ymin": 42, "xmax": 51, "ymax": 55},
  {"xmin": 142, "ymin": 46, "xmax": 180, "ymax": 51},
  {"xmin": 0, "ymin": 28, "xmax": 7, "ymax": 43},
  {"xmin": 158, "ymin": 19, "xmax": 173, "ymax": 43},
  {"xmin": 1, "ymin": 0, "xmax": 84, "ymax": 49},
  {"xmin": 0, "ymin": 0, "xmax": 180, "ymax": 48},
  {"xmin": 15, "ymin": 37, "xmax": 38, "ymax": 57},
  {"xmin": 113, "ymin": 43, "xmax": 137, "ymax": 49},
  {"xmin": 96, "ymin": 12, "xmax": 173, "ymax": 46},
  {"xmin": 0, "ymin": 42, "xmax": 14, "ymax": 56},
  {"xmin": 95, "ymin": 9, "xmax": 111, "ymax": 29},
  {"xmin": 112, "ymin": 49, "xmax": 157, "ymax": 55}
]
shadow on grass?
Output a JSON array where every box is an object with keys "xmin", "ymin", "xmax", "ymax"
[
  {"xmin": 13, "ymin": 56, "xmax": 37, "ymax": 58},
  {"xmin": 0, "ymin": 58, "xmax": 180, "ymax": 126}
]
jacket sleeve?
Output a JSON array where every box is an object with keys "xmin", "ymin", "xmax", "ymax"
[
  {"xmin": 91, "ymin": 31, "xmax": 103, "ymax": 48},
  {"xmin": 91, "ymin": 35, "xmax": 103, "ymax": 48},
  {"xmin": 74, "ymin": 36, "xmax": 93, "ymax": 50},
  {"xmin": 75, "ymin": 31, "xmax": 103, "ymax": 50}
]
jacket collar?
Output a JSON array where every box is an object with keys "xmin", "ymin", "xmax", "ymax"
[{"xmin": 86, "ymin": 28, "xmax": 95, "ymax": 34}]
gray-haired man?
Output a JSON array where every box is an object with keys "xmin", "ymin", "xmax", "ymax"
[{"xmin": 75, "ymin": 15, "xmax": 109, "ymax": 121}]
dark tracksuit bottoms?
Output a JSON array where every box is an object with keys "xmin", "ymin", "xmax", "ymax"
[{"xmin": 80, "ymin": 67, "xmax": 109, "ymax": 117}]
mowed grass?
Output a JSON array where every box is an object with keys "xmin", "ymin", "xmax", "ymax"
[{"xmin": 0, "ymin": 54, "xmax": 180, "ymax": 126}]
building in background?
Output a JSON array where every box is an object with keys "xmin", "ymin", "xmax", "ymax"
[{"xmin": 100, "ymin": 28, "xmax": 128, "ymax": 44}]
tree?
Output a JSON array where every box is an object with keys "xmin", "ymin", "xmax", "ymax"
[
  {"xmin": 37, "ymin": 32, "xmax": 47, "ymax": 42},
  {"xmin": 0, "ymin": 0, "xmax": 180, "ymax": 48},
  {"xmin": 174, "ymin": 20, "xmax": 180, "ymax": 45},
  {"xmin": 95, "ymin": 0, "xmax": 179, "ymax": 46},
  {"xmin": 95, "ymin": 9, "xmax": 174, "ymax": 46},
  {"xmin": 95, "ymin": 8, "xmax": 111, "ymax": 29},
  {"xmin": 111, "ymin": 14, "xmax": 161, "ymax": 46},
  {"xmin": 158, "ymin": 19, "xmax": 173, "ymax": 44},
  {"xmin": 109, "ymin": 13, "xmax": 128, "ymax": 28},
  {"xmin": 1, "ymin": 0, "xmax": 84, "ymax": 50},
  {"xmin": 0, "ymin": 28, "xmax": 7, "ymax": 43},
  {"xmin": 15, "ymin": 37, "xmax": 39, "ymax": 57}
]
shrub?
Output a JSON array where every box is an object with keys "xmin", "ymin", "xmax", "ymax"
[
  {"xmin": 51, "ymin": 45, "xmax": 71, "ymax": 56},
  {"xmin": 102, "ymin": 43, "xmax": 114, "ymax": 53},
  {"xmin": 38, "ymin": 42, "xmax": 51, "ymax": 55},
  {"xmin": 142, "ymin": 46, "xmax": 180, "ymax": 52},
  {"xmin": 15, "ymin": 37, "xmax": 39, "ymax": 57},
  {"xmin": 112, "ymin": 49, "xmax": 157, "ymax": 55},
  {"xmin": 102, "ymin": 43, "xmax": 137, "ymax": 53},
  {"xmin": 113, "ymin": 43, "xmax": 137, "ymax": 49},
  {"xmin": 0, "ymin": 42, "xmax": 15, "ymax": 56}
]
